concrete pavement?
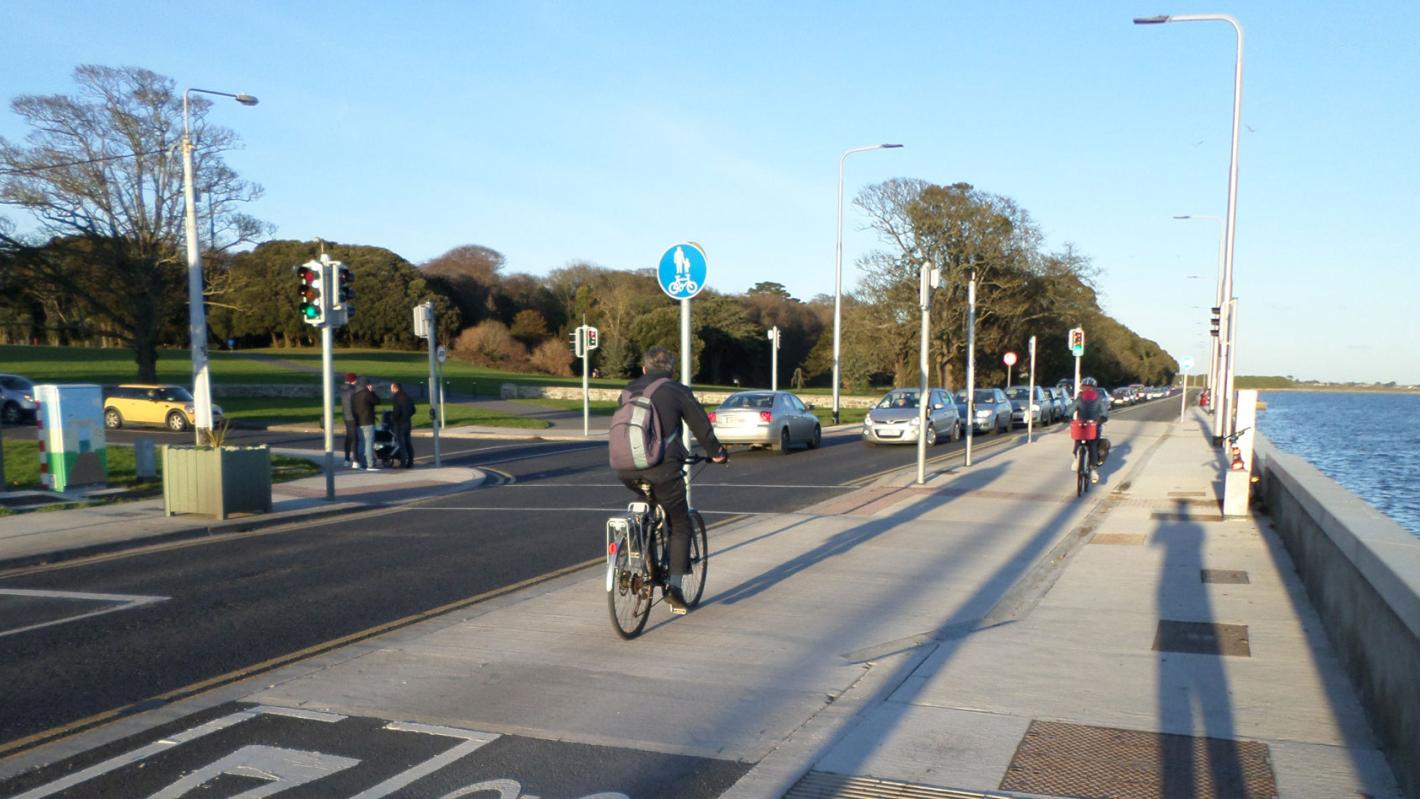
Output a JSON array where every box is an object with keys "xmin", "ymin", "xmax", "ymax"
[{"xmin": 0, "ymin": 407, "xmax": 1400, "ymax": 798}]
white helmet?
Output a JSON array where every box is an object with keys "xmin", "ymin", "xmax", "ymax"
[{"xmin": 1082, "ymin": 376, "xmax": 1098, "ymax": 387}]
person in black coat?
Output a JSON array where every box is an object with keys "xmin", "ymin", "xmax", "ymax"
[
  {"xmin": 389, "ymin": 382, "xmax": 416, "ymax": 468},
  {"xmin": 352, "ymin": 380, "xmax": 380, "ymax": 470}
]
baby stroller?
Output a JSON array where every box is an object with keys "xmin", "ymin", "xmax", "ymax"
[{"xmin": 372, "ymin": 410, "xmax": 402, "ymax": 468}]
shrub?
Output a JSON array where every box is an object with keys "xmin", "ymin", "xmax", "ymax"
[
  {"xmin": 528, "ymin": 339, "xmax": 574, "ymax": 376},
  {"xmin": 452, "ymin": 320, "xmax": 527, "ymax": 369}
]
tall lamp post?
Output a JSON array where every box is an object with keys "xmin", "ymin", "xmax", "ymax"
[
  {"xmin": 1136, "ymin": 13, "xmax": 1245, "ymax": 442},
  {"xmin": 182, "ymin": 87, "xmax": 258, "ymax": 444},
  {"xmin": 1173, "ymin": 214, "xmax": 1224, "ymax": 411},
  {"xmin": 832, "ymin": 143, "xmax": 902, "ymax": 424}
]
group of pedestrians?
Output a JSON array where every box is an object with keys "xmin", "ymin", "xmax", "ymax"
[{"xmin": 339, "ymin": 372, "xmax": 416, "ymax": 470}]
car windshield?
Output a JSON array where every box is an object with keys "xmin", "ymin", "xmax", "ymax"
[
  {"xmin": 0, "ymin": 377, "xmax": 32, "ymax": 390},
  {"xmin": 973, "ymin": 390, "xmax": 999, "ymax": 403},
  {"xmin": 159, "ymin": 387, "xmax": 194, "ymax": 402},
  {"xmin": 1007, "ymin": 388, "xmax": 1030, "ymax": 400},
  {"xmin": 720, "ymin": 393, "xmax": 773, "ymax": 410},
  {"xmin": 876, "ymin": 391, "xmax": 919, "ymax": 409}
]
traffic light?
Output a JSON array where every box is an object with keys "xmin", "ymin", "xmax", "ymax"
[
  {"xmin": 585, "ymin": 327, "xmax": 598, "ymax": 351},
  {"xmin": 569, "ymin": 327, "xmax": 585, "ymax": 358},
  {"xmin": 332, "ymin": 263, "xmax": 354, "ymax": 323},
  {"xmin": 1210, "ymin": 306, "xmax": 1222, "ymax": 337},
  {"xmin": 297, "ymin": 261, "xmax": 325, "ymax": 326},
  {"xmin": 1069, "ymin": 327, "xmax": 1085, "ymax": 356}
]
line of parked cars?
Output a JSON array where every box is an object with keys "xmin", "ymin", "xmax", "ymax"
[{"xmin": 0, "ymin": 373, "xmax": 221, "ymax": 433}]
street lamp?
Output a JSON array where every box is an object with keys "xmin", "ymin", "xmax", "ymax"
[
  {"xmin": 1138, "ymin": 13, "xmax": 1245, "ymax": 443},
  {"xmin": 1173, "ymin": 214, "xmax": 1225, "ymax": 416},
  {"xmin": 182, "ymin": 87, "xmax": 258, "ymax": 444},
  {"xmin": 832, "ymin": 143, "xmax": 903, "ymax": 424}
]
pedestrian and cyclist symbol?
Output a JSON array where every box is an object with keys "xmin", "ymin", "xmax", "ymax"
[{"xmin": 657, "ymin": 242, "xmax": 707, "ymax": 300}]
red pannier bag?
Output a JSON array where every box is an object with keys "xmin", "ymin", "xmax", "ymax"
[{"xmin": 1070, "ymin": 420, "xmax": 1098, "ymax": 441}]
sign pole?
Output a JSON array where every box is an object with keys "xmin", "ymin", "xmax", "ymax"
[
  {"xmin": 680, "ymin": 298, "xmax": 692, "ymax": 505},
  {"xmin": 425, "ymin": 303, "xmax": 441, "ymax": 467},
  {"xmin": 769, "ymin": 326, "xmax": 779, "ymax": 392},
  {"xmin": 1027, "ymin": 336, "xmax": 1037, "ymax": 444},
  {"xmin": 965, "ymin": 272, "xmax": 977, "ymax": 467},
  {"xmin": 1180, "ymin": 371, "xmax": 1188, "ymax": 421}
]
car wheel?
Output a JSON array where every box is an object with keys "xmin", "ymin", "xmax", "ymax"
[
  {"xmin": 925, "ymin": 424, "xmax": 938, "ymax": 446},
  {"xmin": 104, "ymin": 407, "xmax": 123, "ymax": 429},
  {"xmin": 808, "ymin": 425, "xmax": 822, "ymax": 449},
  {"xmin": 166, "ymin": 410, "xmax": 190, "ymax": 432},
  {"xmin": 1, "ymin": 402, "xmax": 20, "ymax": 425},
  {"xmin": 778, "ymin": 427, "xmax": 793, "ymax": 455}
]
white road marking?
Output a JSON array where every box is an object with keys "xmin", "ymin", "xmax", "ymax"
[
  {"xmin": 351, "ymin": 722, "xmax": 500, "ymax": 799},
  {"xmin": 148, "ymin": 744, "xmax": 360, "ymax": 798},
  {"xmin": 0, "ymin": 588, "xmax": 169, "ymax": 638},
  {"xmin": 409, "ymin": 506, "xmax": 754, "ymax": 515},
  {"xmin": 501, "ymin": 482, "xmax": 846, "ymax": 489}
]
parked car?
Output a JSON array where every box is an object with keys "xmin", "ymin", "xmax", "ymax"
[
  {"xmin": 1006, "ymin": 385, "xmax": 1050, "ymax": 427},
  {"xmin": 1111, "ymin": 387, "xmax": 1133, "ymax": 407},
  {"xmin": 102, "ymin": 384, "xmax": 224, "ymax": 432},
  {"xmin": 0, "ymin": 373, "xmax": 38, "ymax": 425},
  {"xmin": 862, "ymin": 387, "xmax": 961, "ymax": 446},
  {"xmin": 709, "ymin": 390, "xmax": 819, "ymax": 453},
  {"xmin": 955, "ymin": 388, "xmax": 1013, "ymax": 434},
  {"xmin": 1044, "ymin": 386, "xmax": 1069, "ymax": 422}
]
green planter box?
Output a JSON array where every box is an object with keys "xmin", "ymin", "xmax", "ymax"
[{"xmin": 162, "ymin": 445, "xmax": 273, "ymax": 519}]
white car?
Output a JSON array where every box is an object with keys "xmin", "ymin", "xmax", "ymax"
[{"xmin": 709, "ymin": 390, "xmax": 821, "ymax": 454}]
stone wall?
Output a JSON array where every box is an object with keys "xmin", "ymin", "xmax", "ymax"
[
  {"xmin": 1255, "ymin": 435, "xmax": 1420, "ymax": 799},
  {"xmin": 499, "ymin": 382, "xmax": 881, "ymax": 409}
]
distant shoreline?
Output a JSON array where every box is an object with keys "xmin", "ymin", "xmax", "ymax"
[{"xmin": 1250, "ymin": 386, "xmax": 1420, "ymax": 395}]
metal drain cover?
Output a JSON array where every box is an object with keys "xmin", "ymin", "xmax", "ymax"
[
  {"xmin": 1000, "ymin": 720, "xmax": 1277, "ymax": 799},
  {"xmin": 1201, "ymin": 569, "xmax": 1251, "ymax": 584},
  {"xmin": 784, "ymin": 771, "xmax": 999, "ymax": 798},
  {"xmin": 1154, "ymin": 620, "xmax": 1252, "ymax": 657}
]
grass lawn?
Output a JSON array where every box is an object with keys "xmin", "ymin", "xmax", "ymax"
[
  {"xmin": 218, "ymin": 397, "xmax": 549, "ymax": 430},
  {"xmin": 2, "ymin": 439, "xmax": 318, "ymax": 492},
  {"xmin": 511, "ymin": 397, "xmax": 619, "ymax": 415}
]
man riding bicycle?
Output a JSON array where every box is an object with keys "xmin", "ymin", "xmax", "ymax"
[
  {"xmin": 1074, "ymin": 376, "xmax": 1110, "ymax": 483},
  {"xmin": 614, "ymin": 346, "xmax": 727, "ymax": 615}
]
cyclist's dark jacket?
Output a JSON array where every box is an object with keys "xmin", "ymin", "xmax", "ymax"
[
  {"xmin": 1076, "ymin": 387, "xmax": 1109, "ymax": 422},
  {"xmin": 616, "ymin": 370, "xmax": 725, "ymax": 479}
]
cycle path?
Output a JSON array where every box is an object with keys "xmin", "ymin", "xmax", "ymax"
[{"xmin": 0, "ymin": 409, "xmax": 1399, "ymax": 798}]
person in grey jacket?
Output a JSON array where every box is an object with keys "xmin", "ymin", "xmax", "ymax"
[{"xmin": 339, "ymin": 373, "xmax": 360, "ymax": 467}]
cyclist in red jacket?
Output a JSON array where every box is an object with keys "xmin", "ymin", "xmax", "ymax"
[{"xmin": 1075, "ymin": 377, "xmax": 1110, "ymax": 482}]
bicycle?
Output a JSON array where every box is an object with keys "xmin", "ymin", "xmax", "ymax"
[
  {"xmin": 606, "ymin": 454, "xmax": 717, "ymax": 639},
  {"xmin": 1070, "ymin": 419, "xmax": 1110, "ymax": 497}
]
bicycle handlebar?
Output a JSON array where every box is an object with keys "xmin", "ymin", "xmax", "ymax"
[{"xmin": 684, "ymin": 452, "xmax": 729, "ymax": 465}]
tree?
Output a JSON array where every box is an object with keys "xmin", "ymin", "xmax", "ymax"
[
  {"xmin": 0, "ymin": 65, "xmax": 267, "ymax": 380},
  {"xmin": 509, "ymin": 309, "xmax": 550, "ymax": 346},
  {"xmin": 421, "ymin": 245, "xmax": 504, "ymax": 327},
  {"xmin": 747, "ymin": 281, "xmax": 792, "ymax": 298}
]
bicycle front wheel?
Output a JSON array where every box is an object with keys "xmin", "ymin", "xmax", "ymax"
[
  {"xmin": 608, "ymin": 532, "xmax": 651, "ymax": 639},
  {"xmin": 1076, "ymin": 444, "xmax": 1089, "ymax": 497},
  {"xmin": 681, "ymin": 511, "xmax": 710, "ymax": 608}
]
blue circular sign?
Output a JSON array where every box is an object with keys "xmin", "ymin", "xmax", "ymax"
[{"xmin": 657, "ymin": 242, "xmax": 707, "ymax": 300}]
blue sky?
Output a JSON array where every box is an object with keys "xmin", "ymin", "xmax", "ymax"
[{"xmin": 4, "ymin": 1, "xmax": 1417, "ymax": 383}]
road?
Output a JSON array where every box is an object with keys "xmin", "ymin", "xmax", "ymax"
[{"xmin": 0, "ymin": 396, "xmax": 1189, "ymax": 778}]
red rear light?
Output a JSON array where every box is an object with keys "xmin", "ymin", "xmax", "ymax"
[
  {"xmin": 608, "ymin": 541, "xmax": 618, "ymax": 556},
  {"xmin": 708, "ymin": 412, "xmax": 716, "ymax": 423},
  {"xmin": 759, "ymin": 411, "xmax": 772, "ymax": 423}
]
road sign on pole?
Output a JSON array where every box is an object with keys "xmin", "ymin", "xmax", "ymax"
[
  {"xmin": 1003, "ymin": 351, "xmax": 1018, "ymax": 389},
  {"xmin": 657, "ymin": 243, "xmax": 707, "ymax": 300}
]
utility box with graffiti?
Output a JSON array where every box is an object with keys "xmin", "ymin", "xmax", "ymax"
[{"xmin": 35, "ymin": 384, "xmax": 107, "ymax": 492}]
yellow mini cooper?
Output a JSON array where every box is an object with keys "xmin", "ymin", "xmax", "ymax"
[{"xmin": 103, "ymin": 384, "xmax": 224, "ymax": 432}]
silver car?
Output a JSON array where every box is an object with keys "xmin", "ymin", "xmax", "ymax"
[
  {"xmin": 710, "ymin": 390, "xmax": 820, "ymax": 454},
  {"xmin": 1007, "ymin": 385, "xmax": 1050, "ymax": 427},
  {"xmin": 0, "ymin": 373, "xmax": 38, "ymax": 425},
  {"xmin": 862, "ymin": 388, "xmax": 962, "ymax": 446}
]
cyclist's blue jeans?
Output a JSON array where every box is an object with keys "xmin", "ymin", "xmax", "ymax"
[{"xmin": 620, "ymin": 469, "xmax": 692, "ymax": 576}]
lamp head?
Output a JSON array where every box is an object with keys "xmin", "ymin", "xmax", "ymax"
[
  {"xmin": 881, "ymin": 143, "xmax": 904, "ymax": 149},
  {"xmin": 1133, "ymin": 15, "xmax": 1170, "ymax": 24},
  {"xmin": 234, "ymin": 93, "xmax": 259, "ymax": 106}
]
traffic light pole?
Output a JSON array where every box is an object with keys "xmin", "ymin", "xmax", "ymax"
[
  {"xmin": 321, "ymin": 321, "xmax": 335, "ymax": 501},
  {"xmin": 965, "ymin": 273, "xmax": 977, "ymax": 468},
  {"xmin": 581, "ymin": 319, "xmax": 590, "ymax": 437},
  {"xmin": 1027, "ymin": 336, "xmax": 1037, "ymax": 444}
]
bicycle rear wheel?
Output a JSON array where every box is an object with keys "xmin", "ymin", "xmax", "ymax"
[
  {"xmin": 608, "ymin": 531, "xmax": 651, "ymax": 639},
  {"xmin": 681, "ymin": 510, "xmax": 709, "ymax": 607},
  {"xmin": 1076, "ymin": 444, "xmax": 1089, "ymax": 497}
]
